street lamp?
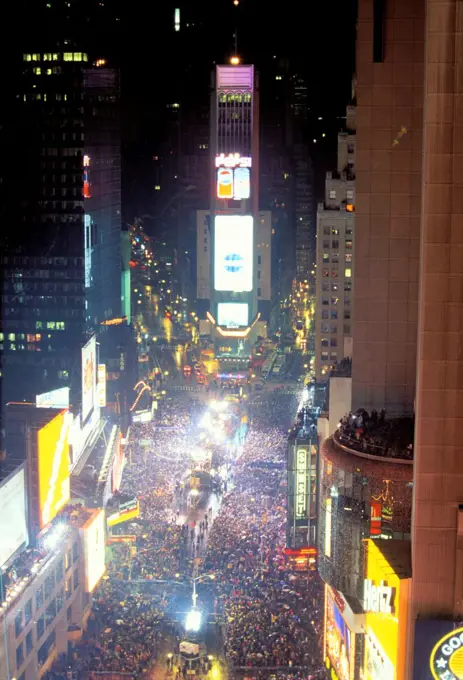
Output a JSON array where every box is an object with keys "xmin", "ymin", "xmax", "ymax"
[
  {"xmin": 191, "ymin": 573, "xmax": 216, "ymax": 608},
  {"xmin": 185, "ymin": 608, "xmax": 202, "ymax": 632}
]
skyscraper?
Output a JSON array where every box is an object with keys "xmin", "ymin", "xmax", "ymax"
[{"xmin": 0, "ymin": 51, "xmax": 121, "ymax": 412}]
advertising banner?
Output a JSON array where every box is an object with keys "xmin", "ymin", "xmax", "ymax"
[
  {"xmin": 214, "ymin": 215, "xmax": 253, "ymax": 292},
  {"xmin": 81, "ymin": 335, "xmax": 97, "ymax": 422},
  {"xmin": 413, "ymin": 620, "xmax": 463, "ymax": 680},
  {"xmin": 325, "ymin": 586, "xmax": 353, "ymax": 680},
  {"xmin": 0, "ymin": 467, "xmax": 28, "ymax": 569},
  {"xmin": 36, "ymin": 387, "xmax": 70, "ymax": 409},
  {"xmin": 97, "ymin": 364, "xmax": 106, "ymax": 408},
  {"xmin": 38, "ymin": 410, "xmax": 71, "ymax": 528},
  {"xmin": 217, "ymin": 167, "xmax": 234, "ymax": 198},
  {"xmin": 80, "ymin": 508, "xmax": 106, "ymax": 592},
  {"xmin": 295, "ymin": 447, "xmax": 308, "ymax": 519},
  {"xmin": 217, "ymin": 302, "xmax": 249, "ymax": 328}
]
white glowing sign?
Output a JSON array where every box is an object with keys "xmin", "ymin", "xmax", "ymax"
[
  {"xmin": 97, "ymin": 364, "xmax": 106, "ymax": 408},
  {"xmin": 217, "ymin": 303, "xmax": 249, "ymax": 328},
  {"xmin": 215, "ymin": 153, "xmax": 252, "ymax": 168},
  {"xmin": 295, "ymin": 448, "xmax": 308, "ymax": 519},
  {"xmin": 81, "ymin": 335, "xmax": 97, "ymax": 422},
  {"xmin": 214, "ymin": 215, "xmax": 253, "ymax": 292},
  {"xmin": 363, "ymin": 579, "xmax": 395, "ymax": 614}
]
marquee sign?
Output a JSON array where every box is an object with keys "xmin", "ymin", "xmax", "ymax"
[{"xmin": 295, "ymin": 448, "xmax": 308, "ymax": 519}]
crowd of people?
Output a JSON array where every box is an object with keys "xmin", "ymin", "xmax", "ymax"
[
  {"xmin": 203, "ymin": 394, "xmax": 325, "ymax": 677},
  {"xmin": 44, "ymin": 391, "xmax": 326, "ymax": 679},
  {"xmin": 336, "ymin": 409, "xmax": 414, "ymax": 459}
]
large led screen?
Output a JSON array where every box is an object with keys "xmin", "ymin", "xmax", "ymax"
[
  {"xmin": 38, "ymin": 411, "xmax": 71, "ymax": 528},
  {"xmin": 82, "ymin": 335, "xmax": 97, "ymax": 422},
  {"xmin": 217, "ymin": 302, "xmax": 249, "ymax": 328},
  {"xmin": 81, "ymin": 509, "xmax": 106, "ymax": 592},
  {"xmin": 0, "ymin": 467, "xmax": 28, "ymax": 569},
  {"xmin": 214, "ymin": 215, "xmax": 253, "ymax": 292}
]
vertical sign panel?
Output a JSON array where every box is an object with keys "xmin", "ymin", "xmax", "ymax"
[{"xmin": 295, "ymin": 447, "xmax": 308, "ymax": 519}]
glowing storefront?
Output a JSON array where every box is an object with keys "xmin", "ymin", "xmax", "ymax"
[
  {"xmin": 363, "ymin": 539, "xmax": 411, "ymax": 680},
  {"xmin": 324, "ymin": 585, "xmax": 365, "ymax": 680}
]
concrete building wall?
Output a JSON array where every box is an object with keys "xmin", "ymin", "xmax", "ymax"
[
  {"xmin": 409, "ymin": 0, "xmax": 463, "ymax": 648},
  {"xmin": 353, "ymin": 0, "xmax": 424, "ymax": 415}
]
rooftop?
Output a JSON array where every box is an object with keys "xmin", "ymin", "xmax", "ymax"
[{"xmin": 333, "ymin": 409, "xmax": 414, "ymax": 463}]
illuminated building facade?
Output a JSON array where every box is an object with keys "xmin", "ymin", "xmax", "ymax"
[
  {"xmin": 0, "ymin": 53, "xmax": 122, "ymax": 412},
  {"xmin": 196, "ymin": 63, "xmax": 271, "ymax": 365},
  {"xmin": 315, "ymin": 105, "xmax": 356, "ymax": 381}
]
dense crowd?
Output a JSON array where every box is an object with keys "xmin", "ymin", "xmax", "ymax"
[
  {"xmin": 203, "ymin": 395, "xmax": 325, "ymax": 677},
  {"xmin": 336, "ymin": 409, "xmax": 414, "ymax": 459},
  {"xmin": 45, "ymin": 391, "xmax": 326, "ymax": 680}
]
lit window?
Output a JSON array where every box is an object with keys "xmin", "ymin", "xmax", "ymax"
[
  {"xmin": 8, "ymin": 333, "xmax": 15, "ymax": 341},
  {"xmin": 346, "ymin": 240, "xmax": 353, "ymax": 250},
  {"xmin": 63, "ymin": 53, "xmax": 73, "ymax": 61},
  {"xmin": 155, "ymin": 185, "xmax": 161, "ymax": 191},
  {"xmin": 346, "ymin": 189, "xmax": 354, "ymax": 199},
  {"xmin": 24, "ymin": 54, "xmax": 32, "ymax": 61},
  {"xmin": 323, "ymin": 253, "xmax": 329, "ymax": 263},
  {"xmin": 332, "ymin": 229, "xmax": 339, "ymax": 235},
  {"xmin": 33, "ymin": 67, "xmax": 42, "ymax": 75},
  {"xmin": 345, "ymin": 253, "xmax": 352, "ymax": 263},
  {"xmin": 321, "ymin": 352, "xmax": 329, "ymax": 361},
  {"xmin": 329, "ymin": 190, "xmax": 336, "ymax": 199},
  {"xmin": 345, "ymin": 268, "xmax": 352, "ymax": 278},
  {"xmin": 73, "ymin": 52, "xmax": 82, "ymax": 61},
  {"xmin": 0, "ymin": 333, "xmax": 3, "ymax": 342}
]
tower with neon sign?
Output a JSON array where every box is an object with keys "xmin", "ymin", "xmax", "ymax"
[{"xmin": 197, "ymin": 60, "xmax": 271, "ymax": 370}]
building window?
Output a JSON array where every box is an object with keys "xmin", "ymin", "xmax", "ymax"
[
  {"xmin": 331, "ymin": 252, "xmax": 339, "ymax": 263},
  {"xmin": 15, "ymin": 611, "xmax": 23, "ymax": 637},
  {"xmin": 330, "ymin": 351, "xmax": 338, "ymax": 360},
  {"xmin": 72, "ymin": 541, "xmax": 79, "ymax": 563},
  {"xmin": 323, "ymin": 240, "xmax": 330, "ymax": 249},
  {"xmin": 257, "ymin": 287, "xmax": 262, "ymax": 297},
  {"xmin": 56, "ymin": 588, "xmax": 64, "ymax": 613},
  {"xmin": 56, "ymin": 560, "xmax": 64, "ymax": 583},
  {"xmin": 346, "ymin": 240, "xmax": 353, "ymax": 250},
  {"xmin": 344, "ymin": 282, "xmax": 352, "ymax": 292},
  {"xmin": 345, "ymin": 268, "xmax": 352, "ymax": 278},
  {"xmin": 331, "ymin": 297, "xmax": 339, "ymax": 305},
  {"xmin": 65, "ymin": 549, "xmax": 72, "ymax": 571},
  {"xmin": 346, "ymin": 227, "xmax": 353, "ymax": 236},
  {"xmin": 322, "ymin": 283, "xmax": 329, "ymax": 292},
  {"xmin": 331, "ymin": 270, "xmax": 338, "ymax": 278},
  {"xmin": 321, "ymin": 351, "xmax": 329, "ymax": 361},
  {"xmin": 257, "ymin": 255, "xmax": 262, "ymax": 265},
  {"xmin": 346, "ymin": 189, "xmax": 354, "ymax": 199},
  {"xmin": 16, "ymin": 642, "xmax": 24, "ymax": 669},
  {"xmin": 345, "ymin": 253, "xmax": 352, "ymax": 262},
  {"xmin": 330, "ymin": 338, "xmax": 338, "ymax": 347},
  {"xmin": 331, "ymin": 324, "xmax": 338, "ymax": 333},
  {"xmin": 65, "ymin": 578, "xmax": 72, "ymax": 600},
  {"xmin": 36, "ymin": 586, "xmax": 44, "ymax": 611},
  {"xmin": 44, "ymin": 572, "xmax": 55, "ymax": 600},
  {"xmin": 321, "ymin": 324, "xmax": 329, "ymax": 333},
  {"xmin": 36, "ymin": 614, "xmax": 45, "ymax": 641},
  {"xmin": 344, "ymin": 324, "xmax": 351, "ymax": 334},
  {"xmin": 332, "ymin": 229, "xmax": 339, "ymax": 236},
  {"xmin": 344, "ymin": 311, "xmax": 351, "ymax": 319},
  {"xmin": 331, "ymin": 310, "xmax": 338, "ymax": 319},
  {"xmin": 257, "ymin": 270, "xmax": 261, "ymax": 280},
  {"xmin": 329, "ymin": 190, "xmax": 336, "ymax": 199},
  {"xmin": 322, "ymin": 311, "xmax": 329, "ymax": 319},
  {"xmin": 45, "ymin": 599, "xmax": 57, "ymax": 627},
  {"xmin": 332, "ymin": 283, "xmax": 339, "ymax": 291},
  {"xmin": 321, "ymin": 338, "xmax": 329, "ymax": 347},
  {"xmin": 38, "ymin": 631, "xmax": 56, "ymax": 668},
  {"xmin": 323, "ymin": 269, "xmax": 329, "ymax": 278},
  {"xmin": 25, "ymin": 599, "xmax": 32, "ymax": 625},
  {"xmin": 322, "ymin": 297, "xmax": 329, "ymax": 306},
  {"xmin": 26, "ymin": 631, "xmax": 33, "ymax": 656},
  {"xmin": 67, "ymin": 606, "xmax": 72, "ymax": 622},
  {"xmin": 332, "ymin": 240, "xmax": 339, "ymax": 249},
  {"xmin": 323, "ymin": 253, "xmax": 329, "ymax": 263},
  {"xmin": 323, "ymin": 227, "xmax": 330, "ymax": 235}
]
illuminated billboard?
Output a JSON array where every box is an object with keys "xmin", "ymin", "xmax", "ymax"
[
  {"xmin": 0, "ymin": 467, "xmax": 28, "ymax": 569},
  {"xmin": 97, "ymin": 364, "xmax": 106, "ymax": 408},
  {"xmin": 36, "ymin": 387, "xmax": 70, "ymax": 409},
  {"xmin": 325, "ymin": 586, "xmax": 354, "ymax": 680},
  {"xmin": 217, "ymin": 303, "xmax": 249, "ymax": 328},
  {"xmin": 215, "ymin": 155, "xmax": 251, "ymax": 200},
  {"xmin": 81, "ymin": 508, "xmax": 106, "ymax": 592},
  {"xmin": 214, "ymin": 215, "xmax": 253, "ymax": 292},
  {"xmin": 38, "ymin": 410, "xmax": 71, "ymax": 529},
  {"xmin": 82, "ymin": 335, "xmax": 97, "ymax": 422}
]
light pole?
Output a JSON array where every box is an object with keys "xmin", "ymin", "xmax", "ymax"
[{"xmin": 191, "ymin": 572, "xmax": 216, "ymax": 608}]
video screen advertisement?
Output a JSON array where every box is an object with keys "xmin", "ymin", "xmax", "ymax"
[
  {"xmin": 324, "ymin": 585, "xmax": 355, "ymax": 680},
  {"xmin": 80, "ymin": 508, "xmax": 106, "ymax": 592},
  {"xmin": 216, "ymin": 154, "xmax": 251, "ymax": 201},
  {"xmin": 81, "ymin": 335, "xmax": 97, "ymax": 422},
  {"xmin": 38, "ymin": 410, "xmax": 71, "ymax": 529},
  {"xmin": 217, "ymin": 302, "xmax": 249, "ymax": 328},
  {"xmin": 413, "ymin": 620, "xmax": 463, "ymax": 680},
  {"xmin": 214, "ymin": 215, "xmax": 253, "ymax": 293},
  {"xmin": 0, "ymin": 466, "xmax": 29, "ymax": 570}
]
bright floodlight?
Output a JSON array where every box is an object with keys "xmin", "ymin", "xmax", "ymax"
[{"xmin": 185, "ymin": 609, "xmax": 202, "ymax": 632}]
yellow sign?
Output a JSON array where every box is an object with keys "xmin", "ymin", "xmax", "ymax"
[
  {"xmin": 38, "ymin": 410, "xmax": 71, "ymax": 528},
  {"xmin": 107, "ymin": 503, "xmax": 140, "ymax": 527}
]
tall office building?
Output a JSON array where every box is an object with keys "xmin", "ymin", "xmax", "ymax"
[
  {"xmin": 0, "ymin": 52, "xmax": 122, "ymax": 411},
  {"xmin": 315, "ymin": 105, "xmax": 356, "ymax": 381},
  {"xmin": 196, "ymin": 62, "xmax": 271, "ymax": 368},
  {"xmin": 83, "ymin": 66, "xmax": 122, "ymax": 328}
]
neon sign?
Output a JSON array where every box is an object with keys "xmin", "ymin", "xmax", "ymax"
[
  {"xmin": 295, "ymin": 448, "xmax": 307, "ymax": 519},
  {"xmin": 215, "ymin": 153, "xmax": 252, "ymax": 168}
]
